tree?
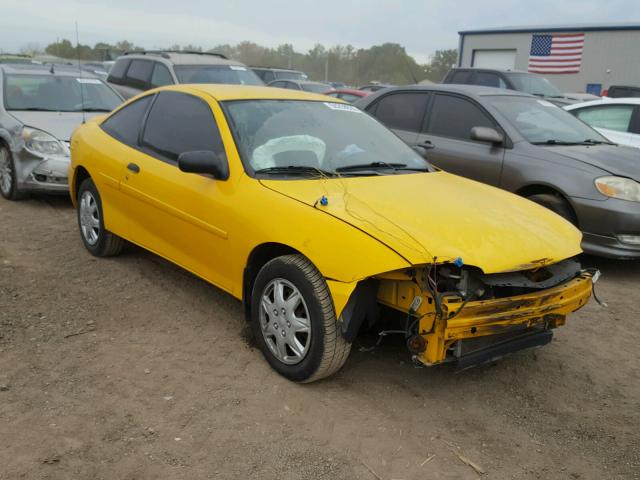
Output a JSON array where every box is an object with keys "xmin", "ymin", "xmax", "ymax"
[{"xmin": 424, "ymin": 49, "xmax": 458, "ymax": 82}]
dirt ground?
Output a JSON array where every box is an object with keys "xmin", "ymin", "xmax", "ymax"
[{"xmin": 0, "ymin": 194, "xmax": 638, "ymax": 480}]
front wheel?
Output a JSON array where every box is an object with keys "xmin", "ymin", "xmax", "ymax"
[
  {"xmin": 527, "ymin": 193, "xmax": 577, "ymax": 226},
  {"xmin": 250, "ymin": 254, "xmax": 351, "ymax": 382},
  {"xmin": 0, "ymin": 144, "xmax": 27, "ymax": 200},
  {"xmin": 77, "ymin": 177, "xmax": 124, "ymax": 257}
]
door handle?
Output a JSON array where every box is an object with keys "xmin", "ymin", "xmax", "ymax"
[
  {"xmin": 127, "ymin": 162, "xmax": 140, "ymax": 173},
  {"xmin": 421, "ymin": 140, "xmax": 435, "ymax": 149}
]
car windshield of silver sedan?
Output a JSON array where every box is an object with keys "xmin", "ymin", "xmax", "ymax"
[
  {"xmin": 174, "ymin": 65, "xmax": 263, "ymax": 85},
  {"xmin": 225, "ymin": 99, "xmax": 431, "ymax": 177},
  {"xmin": 490, "ymin": 96, "xmax": 611, "ymax": 145},
  {"xmin": 4, "ymin": 74, "xmax": 123, "ymax": 112},
  {"xmin": 505, "ymin": 73, "xmax": 563, "ymax": 98}
]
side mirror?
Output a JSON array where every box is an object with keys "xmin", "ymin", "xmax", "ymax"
[
  {"xmin": 470, "ymin": 126, "xmax": 504, "ymax": 145},
  {"xmin": 178, "ymin": 151, "xmax": 229, "ymax": 180}
]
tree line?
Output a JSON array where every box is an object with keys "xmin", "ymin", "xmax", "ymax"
[{"xmin": 38, "ymin": 38, "xmax": 457, "ymax": 85}]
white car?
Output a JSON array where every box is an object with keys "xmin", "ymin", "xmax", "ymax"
[{"xmin": 564, "ymin": 98, "xmax": 640, "ymax": 148}]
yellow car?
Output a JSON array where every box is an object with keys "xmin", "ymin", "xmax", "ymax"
[{"xmin": 69, "ymin": 85, "xmax": 594, "ymax": 382}]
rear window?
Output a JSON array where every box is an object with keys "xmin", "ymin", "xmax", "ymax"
[
  {"xmin": 101, "ymin": 94, "xmax": 153, "ymax": 146},
  {"xmin": 173, "ymin": 65, "xmax": 263, "ymax": 85},
  {"xmin": 125, "ymin": 60, "xmax": 154, "ymax": 89}
]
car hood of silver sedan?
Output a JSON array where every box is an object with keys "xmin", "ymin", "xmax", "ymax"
[
  {"xmin": 8, "ymin": 111, "xmax": 105, "ymax": 141},
  {"xmin": 544, "ymin": 144, "xmax": 640, "ymax": 182}
]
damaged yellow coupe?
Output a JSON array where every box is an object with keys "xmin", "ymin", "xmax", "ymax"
[{"xmin": 69, "ymin": 85, "xmax": 594, "ymax": 382}]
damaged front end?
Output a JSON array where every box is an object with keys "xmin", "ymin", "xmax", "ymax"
[{"xmin": 339, "ymin": 257, "xmax": 594, "ymax": 369}]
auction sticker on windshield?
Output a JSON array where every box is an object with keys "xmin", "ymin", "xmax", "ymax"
[
  {"xmin": 229, "ymin": 65, "xmax": 247, "ymax": 71},
  {"xmin": 324, "ymin": 102, "xmax": 361, "ymax": 113},
  {"xmin": 77, "ymin": 78, "xmax": 102, "ymax": 84},
  {"xmin": 536, "ymin": 99, "xmax": 556, "ymax": 107}
]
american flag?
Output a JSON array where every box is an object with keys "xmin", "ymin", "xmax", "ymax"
[{"xmin": 528, "ymin": 33, "xmax": 584, "ymax": 74}]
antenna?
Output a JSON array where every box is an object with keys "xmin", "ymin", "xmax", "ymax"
[{"xmin": 75, "ymin": 21, "xmax": 86, "ymax": 124}]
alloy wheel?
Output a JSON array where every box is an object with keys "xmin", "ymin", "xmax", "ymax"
[
  {"xmin": 79, "ymin": 190, "xmax": 100, "ymax": 245},
  {"xmin": 259, "ymin": 278, "xmax": 311, "ymax": 365},
  {"xmin": 0, "ymin": 148, "xmax": 12, "ymax": 196}
]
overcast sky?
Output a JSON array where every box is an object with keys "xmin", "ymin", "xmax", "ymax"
[{"xmin": 1, "ymin": 0, "xmax": 639, "ymax": 62}]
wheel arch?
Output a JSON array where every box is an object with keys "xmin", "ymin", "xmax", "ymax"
[
  {"xmin": 515, "ymin": 183, "xmax": 579, "ymax": 227},
  {"xmin": 70, "ymin": 165, "xmax": 91, "ymax": 207}
]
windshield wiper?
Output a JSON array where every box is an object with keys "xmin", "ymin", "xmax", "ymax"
[
  {"xmin": 582, "ymin": 138, "xmax": 615, "ymax": 145},
  {"xmin": 77, "ymin": 108, "xmax": 112, "ymax": 112},
  {"xmin": 8, "ymin": 107, "xmax": 58, "ymax": 111},
  {"xmin": 532, "ymin": 139, "xmax": 582, "ymax": 146},
  {"xmin": 336, "ymin": 161, "xmax": 428, "ymax": 173},
  {"xmin": 254, "ymin": 165, "xmax": 337, "ymax": 177}
]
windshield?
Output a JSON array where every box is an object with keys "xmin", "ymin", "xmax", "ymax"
[
  {"xmin": 490, "ymin": 96, "xmax": 608, "ymax": 144},
  {"xmin": 505, "ymin": 73, "xmax": 563, "ymax": 97},
  {"xmin": 301, "ymin": 83, "xmax": 330, "ymax": 94},
  {"xmin": 4, "ymin": 74, "xmax": 123, "ymax": 112},
  {"xmin": 224, "ymin": 100, "xmax": 431, "ymax": 177},
  {"xmin": 174, "ymin": 65, "xmax": 263, "ymax": 85}
]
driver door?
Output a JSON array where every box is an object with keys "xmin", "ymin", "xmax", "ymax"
[{"xmin": 119, "ymin": 91, "xmax": 235, "ymax": 291}]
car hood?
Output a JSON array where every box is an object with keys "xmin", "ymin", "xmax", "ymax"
[
  {"xmin": 8, "ymin": 111, "xmax": 104, "ymax": 141},
  {"xmin": 260, "ymin": 171, "xmax": 583, "ymax": 274},
  {"xmin": 544, "ymin": 144, "xmax": 640, "ymax": 181}
]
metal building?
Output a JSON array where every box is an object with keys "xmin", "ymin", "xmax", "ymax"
[{"xmin": 457, "ymin": 23, "xmax": 640, "ymax": 94}]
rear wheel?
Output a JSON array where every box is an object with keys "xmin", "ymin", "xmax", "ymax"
[
  {"xmin": 0, "ymin": 145, "xmax": 26, "ymax": 200},
  {"xmin": 77, "ymin": 177, "xmax": 124, "ymax": 257},
  {"xmin": 527, "ymin": 193, "xmax": 576, "ymax": 225},
  {"xmin": 250, "ymin": 254, "xmax": 351, "ymax": 382}
]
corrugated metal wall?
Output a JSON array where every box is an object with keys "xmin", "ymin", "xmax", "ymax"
[{"xmin": 459, "ymin": 30, "xmax": 640, "ymax": 93}]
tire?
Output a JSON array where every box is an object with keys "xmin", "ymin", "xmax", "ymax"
[
  {"xmin": 77, "ymin": 177, "xmax": 124, "ymax": 257},
  {"xmin": 250, "ymin": 254, "xmax": 351, "ymax": 383},
  {"xmin": 0, "ymin": 144, "xmax": 27, "ymax": 201},
  {"xmin": 527, "ymin": 193, "xmax": 577, "ymax": 226}
]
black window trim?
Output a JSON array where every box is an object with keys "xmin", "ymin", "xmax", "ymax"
[
  {"xmin": 139, "ymin": 90, "xmax": 227, "ymax": 168},
  {"xmin": 422, "ymin": 91, "xmax": 512, "ymax": 148}
]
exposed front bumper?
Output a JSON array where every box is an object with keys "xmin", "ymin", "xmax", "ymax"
[
  {"xmin": 572, "ymin": 196, "xmax": 640, "ymax": 259},
  {"xmin": 15, "ymin": 153, "xmax": 70, "ymax": 194},
  {"xmin": 417, "ymin": 272, "xmax": 593, "ymax": 366}
]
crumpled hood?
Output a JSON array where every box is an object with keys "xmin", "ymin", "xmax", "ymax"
[
  {"xmin": 261, "ymin": 171, "xmax": 583, "ymax": 274},
  {"xmin": 545, "ymin": 144, "xmax": 640, "ymax": 181},
  {"xmin": 8, "ymin": 111, "xmax": 104, "ymax": 141}
]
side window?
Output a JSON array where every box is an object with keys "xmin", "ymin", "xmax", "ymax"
[
  {"xmin": 125, "ymin": 60, "xmax": 154, "ymax": 89},
  {"xmin": 575, "ymin": 105, "xmax": 634, "ymax": 132},
  {"xmin": 271, "ymin": 81, "xmax": 285, "ymax": 88},
  {"xmin": 427, "ymin": 94, "xmax": 496, "ymax": 141},
  {"xmin": 371, "ymin": 92, "xmax": 429, "ymax": 133},
  {"xmin": 263, "ymin": 71, "xmax": 275, "ymax": 83},
  {"xmin": 141, "ymin": 91, "xmax": 225, "ymax": 162},
  {"xmin": 107, "ymin": 59, "xmax": 130, "ymax": 85},
  {"xmin": 101, "ymin": 94, "xmax": 154, "ymax": 146},
  {"xmin": 150, "ymin": 63, "xmax": 174, "ymax": 88},
  {"xmin": 449, "ymin": 70, "xmax": 471, "ymax": 84},
  {"xmin": 474, "ymin": 72, "xmax": 506, "ymax": 88}
]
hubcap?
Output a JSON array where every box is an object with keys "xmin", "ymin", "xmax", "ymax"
[
  {"xmin": 79, "ymin": 190, "xmax": 100, "ymax": 246},
  {"xmin": 0, "ymin": 149, "xmax": 12, "ymax": 195},
  {"xmin": 259, "ymin": 278, "xmax": 311, "ymax": 365}
]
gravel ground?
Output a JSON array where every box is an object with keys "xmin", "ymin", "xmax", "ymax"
[{"xmin": 0, "ymin": 194, "xmax": 638, "ymax": 480}]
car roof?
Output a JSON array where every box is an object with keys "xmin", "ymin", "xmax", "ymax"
[
  {"xmin": 120, "ymin": 51, "xmax": 243, "ymax": 66},
  {"xmin": 450, "ymin": 67, "xmax": 534, "ymax": 75},
  {"xmin": 564, "ymin": 97, "xmax": 640, "ymax": 109},
  {"xmin": 251, "ymin": 66, "xmax": 304, "ymax": 73},
  {"xmin": 373, "ymin": 84, "xmax": 534, "ymax": 98},
  {"xmin": 146, "ymin": 84, "xmax": 339, "ymax": 102},
  {"xmin": 0, "ymin": 63, "xmax": 102, "ymax": 78}
]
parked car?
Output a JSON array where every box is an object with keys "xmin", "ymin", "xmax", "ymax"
[
  {"xmin": 564, "ymin": 98, "xmax": 640, "ymax": 148},
  {"xmin": 69, "ymin": 84, "xmax": 594, "ymax": 381},
  {"xmin": 251, "ymin": 66, "xmax": 307, "ymax": 83},
  {"xmin": 267, "ymin": 79, "xmax": 331, "ymax": 93},
  {"xmin": 324, "ymin": 88, "xmax": 369, "ymax": 103},
  {"xmin": 107, "ymin": 50, "xmax": 263, "ymax": 99},
  {"xmin": 443, "ymin": 68, "xmax": 578, "ymax": 106},
  {"xmin": 327, "ymin": 81, "xmax": 347, "ymax": 89},
  {"xmin": 605, "ymin": 85, "xmax": 640, "ymax": 98},
  {"xmin": 0, "ymin": 63, "xmax": 123, "ymax": 200},
  {"xmin": 355, "ymin": 85, "xmax": 640, "ymax": 259},
  {"xmin": 81, "ymin": 62, "xmax": 110, "ymax": 79}
]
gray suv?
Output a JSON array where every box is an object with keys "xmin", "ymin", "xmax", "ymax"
[
  {"xmin": 107, "ymin": 51, "xmax": 263, "ymax": 99},
  {"xmin": 0, "ymin": 63, "xmax": 123, "ymax": 199},
  {"xmin": 355, "ymin": 85, "xmax": 640, "ymax": 259}
]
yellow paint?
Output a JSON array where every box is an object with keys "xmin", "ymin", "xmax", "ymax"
[{"xmin": 69, "ymin": 84, "xmax": 591, "ymax": 360}]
